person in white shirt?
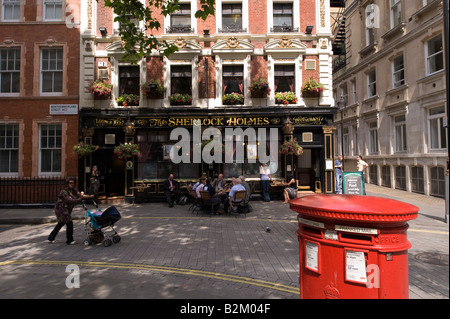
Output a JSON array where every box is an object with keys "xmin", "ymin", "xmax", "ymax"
[
  {"xmin": 195, "ymin": 177, "xmax": 206, "ymax": 198},
  {"xmin": 356, "ymin": 155, "xmax": 369, "ymax": 195},
  {"xmin": 260, "ymin": 163, "xmax": 272, "ymax": 202}
]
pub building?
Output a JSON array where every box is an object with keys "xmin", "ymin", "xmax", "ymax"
[{"xmin": 78, "ymin": 0, "xmax": 337, "ymax": 201}]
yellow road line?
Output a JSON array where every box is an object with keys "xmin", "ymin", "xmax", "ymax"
[{"xmin": 0, "ymin": 259, "xmax": 299, "ymax": 295}]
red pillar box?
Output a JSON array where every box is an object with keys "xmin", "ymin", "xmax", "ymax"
[{"xmin": 289, "ymin": 194, "xmax": 418, "ymax": 299}]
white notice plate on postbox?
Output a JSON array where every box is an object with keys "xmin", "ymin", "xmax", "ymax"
[
  {"xmin": 305, "ymin": 241, "xmax": 319, "ymax": 273},
  {"xmin": 345, "ymin": 250, "xmax": 367, "ymax": 284}
]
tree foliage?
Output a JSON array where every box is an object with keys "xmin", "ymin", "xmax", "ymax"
[{"xmin": 100, "ymin": 0, "xmax": 215, "ymax": 61}]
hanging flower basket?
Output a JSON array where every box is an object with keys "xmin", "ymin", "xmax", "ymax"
[
  {"xmin": 279, "ymin": 138, "xmax": 303, "ymax": 156},
  {"xmin": 114, "ymin": 143, "xmax": 141, "ymax": 159},
  {"xmin": 88, "ymin": 80, "xmax": 112, "ymax": 99},
  {"xmin": 142, "ymin": 79, "xmax": 166, "ymax": 99},
  {"xmin": 275, "ymin": 91, "xmax": 298, "ymax": 105},
  {"xmin": 301, "ymin": 77, "xmax": 324, "ymax": 98},
  {"xmin": 169, "ymin": 93, "xmax": 192, "ymax": 105},
  {"xmin": 222, "ymin": 93, "xmax": 244, "ymax": 105},
  {"xmin": 117, "ymin": 94, "xmax": 139, "ymax": 107},
  {"xmin": 73, "ymin": 142, "xmax": 99, "ymax": 156},
  {"xmin": 249, "ymin": 78, "xmax": 270, "ymax": 98}
]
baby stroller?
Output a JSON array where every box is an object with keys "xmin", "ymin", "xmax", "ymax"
[{"xmin": 82, "ymin": 201, "xmax": 121, "ymax": 247}]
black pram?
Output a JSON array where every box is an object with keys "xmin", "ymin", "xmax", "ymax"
[{"xmin": 83, "ymin": 201, "xmax": 121, "ymax": 247}]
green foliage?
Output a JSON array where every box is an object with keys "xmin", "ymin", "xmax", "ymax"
[{"xmin": 99, "ymin": 0, "xmax": 216, "ymax": 62}]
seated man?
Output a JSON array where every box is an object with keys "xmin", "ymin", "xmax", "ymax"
[
  {"xmin": 223, "ymin": 178, "xmax": 246, "ymax": 214},
  {"xmin": 163, "ymin": 173, "xmax": 180, "ymax": 208},
  {"xmin": 195, "ymin": 177, "xmax": 206, "ymax": 198},
  {"xmin": 203, "ymin": 178, "xmax": 222, "ymax": 214}
]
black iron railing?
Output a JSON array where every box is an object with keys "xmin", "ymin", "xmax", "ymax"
[{"xmin": 0, "ymin": 176, "xmax": 77, "ymax": 206}]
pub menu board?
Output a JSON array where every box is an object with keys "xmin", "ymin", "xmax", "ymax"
[{"xmin": 343, "ymin": 172, "xmax": 365, "ymax": 195}]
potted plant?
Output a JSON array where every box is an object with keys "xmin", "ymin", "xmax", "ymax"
[
  {"xmin": 249, "ymin": 78, "xmax": 270, "ymax": 98},
  {"xmin": 169, "ymin": 93, "xmax": 192, "ymax": 105},
  {"xmin": 275, "ymin": 91, "xmax": 298, "ymax": 105},
  {"xmin": 114, "ymin": 143, "xmax": 141, "ymax": 159},
  {"xmin": 279, "ymin": 138, "xmax": 303, "ymax": 156},
  {"xmin": 73, "ymin": 142, "xmax": 99, "ymax": 156},
  {"xmin": 88, "ymin": 80, "xmax": 112, "ymax": 99},
  {"xmin": 142, "ymin": 79, "xmax": 166, "ymax": 98},
  {"xmin": 301, "ymin": 77, "xmax": 324, "ymax": 98},
  {"xmin": 116, "ymin": 94, "xmax": 140, "ymax": 107},
  {"xmin": 222, "ymin": 92, "xmax": 244, "ymax": 105}
]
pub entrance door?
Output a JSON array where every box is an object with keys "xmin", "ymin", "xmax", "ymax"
[
  {"xmin": 296, "ymin": 148, "xmax": 320, "ymax": 191},
  {"xmin": 95, "ymin": 149, "xmax": 125, "ymax": 198}
]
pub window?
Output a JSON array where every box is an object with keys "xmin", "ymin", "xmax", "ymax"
[
  {"xmin": 136, "ymin": 130, "xmax": 199, "ymax": 180},
  {"xmin": 171, "ymin": 65, "xmax": 192, "ymax": 95},
  {"xmin": 222, "ymin": 130, "xmax": 281, "ymax": 179},
  {"xmin": 0, "ymin": 123, "xmax": 19, "ymax": 174},
  {"xmin": 274, "ymin": 65, "xmax": 295, "ymax": 93},
  {"xmin": 221, "ymin": 3, "xmax": 244, "ymax": 33},
  {"xmin": 223, "ymin": 65, "xmax": 243, "ymax": 95},
  {"xmin": 168, "ymin": 3, "xmax": 192, "ymax": 33},
  {"xmin": 119, "ymin": 65, "xmax": 140, "ymax": 96},
  {"xmin": 0, "ymin": 47, "xmax": 20, "ymax": 94}
]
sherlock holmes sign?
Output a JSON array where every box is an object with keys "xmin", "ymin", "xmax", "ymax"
[{"xmin": 90, "ymin": 115, "xmax": 324, "ymax": 128}]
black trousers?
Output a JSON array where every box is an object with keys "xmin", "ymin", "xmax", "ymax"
[
  {"xmin": 164, "ymin": 190, "xmax": 180, "ymax": 206},
  {"xmin": 48, "ymin": 221, "xmax": 74, "ymax": 244}
]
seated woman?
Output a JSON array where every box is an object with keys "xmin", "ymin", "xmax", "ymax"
[{"xmin": 283, "ymin": 175, "xmax": 297, "ymax": 204}]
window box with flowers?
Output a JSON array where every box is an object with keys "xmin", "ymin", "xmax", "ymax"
[
  {"xmin": 114, "ymin": 143, "xmax": 141, "ymax": 159},
  {"xmin": 279, "ymin": 138, "xmax": 303, "ymax": 156},
  {"xmin": 301, "ymin": 78, "xmax": 324, "ymax": 98},
  {"xmin": 73, "ymin": 142, "xmax": 99, "ymax": 157},
  {"xmin": 142, "ymin": 80, "xmax": 166, "ymax": 99},
  {"xmin": 117, "ymin": 94, "xmax": 140, "ymax": 107},
  {"xmin": 169, "ymin": 93, "xmax": 192, "ymax": 106},
  {"xmin": 222, "ymin": 93, "xmax": 244, "ymax": 105},
  {"xmin": 275, "ymin": 91, "xmax": 298, "ymax": 105},
  {"xmin": 88, "ymin": 80, "xmax": 112, "ymax": 99},
  {"xmin": 249, "ymin": 78, "xmax": 270, "ymax": 98}
]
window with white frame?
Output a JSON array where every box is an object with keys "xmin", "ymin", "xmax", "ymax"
[
  {"xmin": 223, "ymin": 65, "xmax": 244, "ymax": 95},
  {"xmin": 272, "ymin": 3, "xmax": 294, "ymax": 32},
  {"xmin": 171, "ymin": 65, "xmax": 192, "ymax": 95},
  {"xmin": 39, "ymin": 124, "xmax": 61, "ymax": 174},
  {"xmin": 392, "ymin": 54, "xmax": 404, "ymax": 88},
  {"xmin": 0, "ymin": 123, "xmax": 18, "ymax": 174},
  {"xmin": 390, "ymin": 0, "xmax": 401, "ymax": 28},
  {"xmin": 2, "ymin": 0, "xmax": 20, "ymax": 21},
  {"xmin": 352, "ymin": 124, "xmax": 358, "ymax": 156},
  {"xmin": 274, "ymin": 64, "xmax": 295, "ymax": 93},
  {"xmin": 343, "ymin": 126, "xmax": 349, "ymax": 156},
  {"xmin": 426, "ymin": 35, "xmax": 443, "ymax": 75},
  {"xmin": 365, "ymin": 5, "xmax": 375, "ymax": 46},
  {"xmin": 41, "ymin": 48, "xmax": 62, "ymax": 94},
  {"xmin": 341, "ymin": 83, "xmax": 348, "ymax": 106},
  {"xmin": 220, "ymin": 2, "xmax": 244, "ymax": 33},
  {"xmin": 0, "ymin": 47, "xmax": 20, "ymax": 94},
  {"xmin": 367, "ymin": 69, "xmax": 376, "ymax": 97},
  {"xmin": 351, "ymin": 79, "xmax": 356, "ymax": 105},
  {"xmin": 43, "ymin": 0, "xmax": 62, "ymax": 21},
  {"xmin": 428, "ymin": 105, "xmax": 447, "ymax": 150},
  {"xmin": 168, "ymin": 2, "xmax": 192, "ymax": 33},
  {"xmin": 394, "ymin": 114, "xmax": 407, "ymax": 152},
  {"xmin": 368, "ymin": 121, "xmax": 378, "ymax": 154}
]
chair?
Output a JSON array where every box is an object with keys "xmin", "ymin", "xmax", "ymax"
[
  {"xmin": 200, "ymin": 191, "xmax": 215, "ymax": 216},
  {"xmin": 229, "ymin": 190, "xmax": 249, "ymax": 217}
]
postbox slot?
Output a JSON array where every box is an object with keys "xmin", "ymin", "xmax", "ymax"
[
  {"xmin": 302, "ymin": 226, "xmax": 323, "ymax": 238},
  {"xmin": 339, "ymin": 232, "xmax": 373, "ymax": 245}
]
